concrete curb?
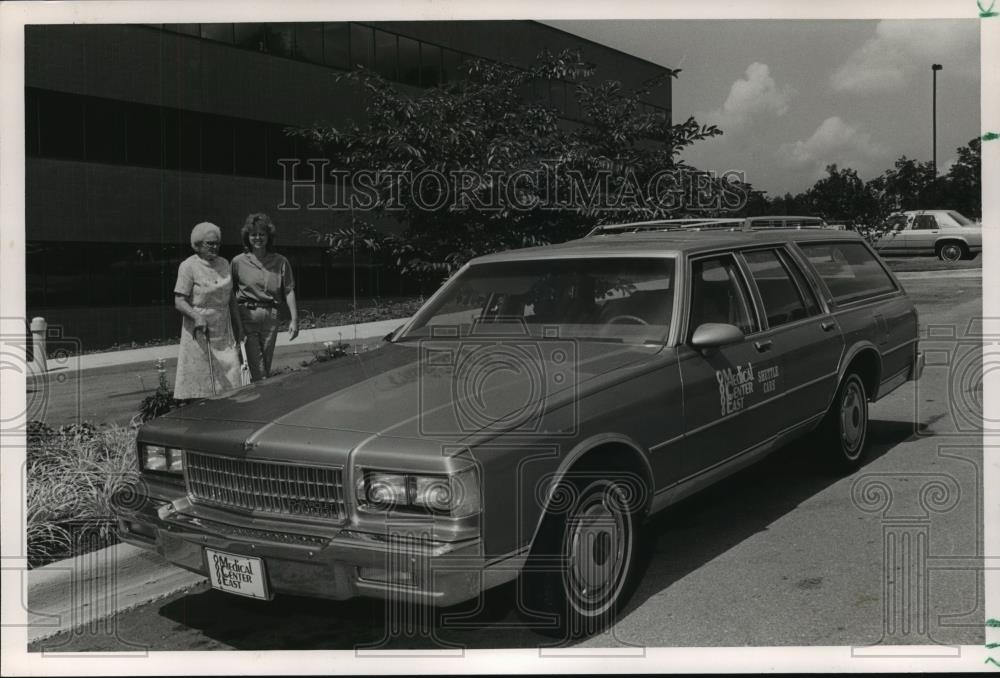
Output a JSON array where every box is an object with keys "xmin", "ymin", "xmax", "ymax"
[
  {"xmin": 26, "ymin": 543, "xmax": 204, "ymax": 644},
  {"xmin": 894, "ymin": 269, "xmax": 981, "ymax": 280},
  {"xmin": 75, "ymin": 317, "xmax": 409, "ymax": 373}
]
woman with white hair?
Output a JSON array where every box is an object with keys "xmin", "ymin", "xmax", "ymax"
[{"xmin": 173, "ymin": 221, "xmax": 243, "ymax": 400}]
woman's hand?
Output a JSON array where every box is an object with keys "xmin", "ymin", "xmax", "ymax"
[
  {"xmin": 192, "ymin": 313, "xmax": 208, "ymax": 335},
  {"xmin": 288, "ymin": 319, "xmax": 299, "ymax": 341}
]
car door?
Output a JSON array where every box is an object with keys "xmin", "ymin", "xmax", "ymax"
[
  {"xmin": 908, "ymin": 214, "xmax": 939, "ymax": 253},
  {"xmin": 672, "ymin": 253, "xmax": 780, "ymax": 485},
  {"xmin": 739, "ymin": 246, "xmax": 843, "ymax": 431},
  {"xmin": 877, "ymin": 214, "xmax": 909, "ymax": 254}
]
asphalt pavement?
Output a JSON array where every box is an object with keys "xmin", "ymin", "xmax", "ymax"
[{"xmin": 25, "ymin": 274, "xmax": 985, "ymax": 651}]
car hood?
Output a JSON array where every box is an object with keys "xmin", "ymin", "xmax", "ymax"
[{"xmin": 147, "ymin": 340, "xmax": 655, "ymax": 444}]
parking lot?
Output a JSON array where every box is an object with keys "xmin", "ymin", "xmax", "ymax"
[{"xmin": 26, "ymin": 271, "xmax": 984, "ymax": 652}]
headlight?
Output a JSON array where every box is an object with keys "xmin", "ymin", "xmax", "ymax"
[
  {"xmin": 355, "ymin": 468, "xmax": 480, "ymax": 518},
  {"xmin": 140, "ymin": 444, "xmax": 184, "ymax": 474}
]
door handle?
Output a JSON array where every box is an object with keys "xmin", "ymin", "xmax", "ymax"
[
  {"xmin": 821, "ymin": 321, "xmax": 836, "ymax": 332},
  {"xmin": 754, "ymin": 340, "xmax": 772, "ymax": 353}
]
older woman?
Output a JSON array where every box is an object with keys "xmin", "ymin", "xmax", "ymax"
[
  {"xmin": 173, "ymin": 222, "xmax": 243, "ymax": 399},
  {"xmin": 231, "ymin": 213, "xmax": 298, "ymax": 381}
]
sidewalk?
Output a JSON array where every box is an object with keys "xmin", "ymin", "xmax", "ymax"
[{"xmin": 76, "ymin": 317, "xmax": 409, "ymax": 372}]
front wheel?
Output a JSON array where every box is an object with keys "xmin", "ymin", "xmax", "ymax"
[
  {"xmin": 522, "ymin": 475, "xmax": 640, "ymax": 638},
  {"xmin": 937, "ymin": 241, "xmax": 967, "ymax": 262}
]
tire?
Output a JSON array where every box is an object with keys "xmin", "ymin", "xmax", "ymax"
[
  {"xmin": 937, "ymin": 241, "xmax": 967, "ymax": 263},
  {"xmin": 816, "ymin": 372, "xmax": 869, "ymax": 473},
  {"xmin": 522, "ymin": 474, "xmax": 641, "ymax": 638}
]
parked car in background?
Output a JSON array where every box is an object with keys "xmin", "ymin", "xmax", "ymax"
[
  {"xmin": 118, "ymin": 217, "xmax": 923, "ymax": 637},
  {"xmin": 874, "ymin": 210, "xmax": 982, "ymax": 262}
]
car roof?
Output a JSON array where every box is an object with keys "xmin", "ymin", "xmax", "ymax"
[{"xmin": 470, "ymin": 228, "xmax": 865, "ymax": 264}]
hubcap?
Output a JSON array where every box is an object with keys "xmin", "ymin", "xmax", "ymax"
[
  {"xmin": 942, "ymin": 245, "xmax": 961, "ymax": 261},
  {"xmin": 839, "ymin": 380, "xmax": 866, "ymax": 458},
  {"xmin": 565, "ymin": 486, "xmax": 629, "ymax": 612}
]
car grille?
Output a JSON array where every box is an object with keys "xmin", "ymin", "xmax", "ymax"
[{"xmin": 185, "ymin": 452, "xmax": 346, "ymax": 522}]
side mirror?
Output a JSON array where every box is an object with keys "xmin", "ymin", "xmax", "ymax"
[
  {"xmin": 690, "ymin": 323, "xmax": 745, "ymax": 351},
  {"xmin": 383, "ymin": 325, "xmax": 403, "ymax": 342}
]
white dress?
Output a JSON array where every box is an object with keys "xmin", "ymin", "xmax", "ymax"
[{"xmin": 173, "ymin": 254, "xmax": 241, "ymax": 399}]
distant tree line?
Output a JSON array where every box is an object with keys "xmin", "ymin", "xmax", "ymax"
[{"xmin": 740, "ymin": 138, "xmax": 982, "ymax": 229}]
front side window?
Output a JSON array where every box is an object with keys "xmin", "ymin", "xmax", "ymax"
[
  {"xmin": 742, "ymin": 249, "xmax": 815, "ymax": 327},
  {"xmin": 798, "ymin": 242, "xmax": 897, "ymax": 305},
  {"xmin": 400, "ymin": 257, "xmax": 676, "ymax": 346},
  {"xmin": 688, "ymin": 255, "xmax": 756, "ymax": 338}
]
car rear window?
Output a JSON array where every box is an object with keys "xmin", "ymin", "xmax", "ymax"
[{"xmin": 797, "ymin": 242, "xmax": 897, "ymax": 305}]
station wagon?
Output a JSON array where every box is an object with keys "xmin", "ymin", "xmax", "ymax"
[{"xmin": 119, "ymin": 217, "xmax": 924, "ymax": 636}]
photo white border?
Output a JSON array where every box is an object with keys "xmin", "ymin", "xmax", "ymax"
[{"xmin": 0, "ymin": 0, "xmax": 996, "ymax": 674}]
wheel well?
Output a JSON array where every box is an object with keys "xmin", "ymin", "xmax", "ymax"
[
  {"xmin": 558, "ymin": 443, "xmax": 653, "ymax": 516},
  {"xmin": 844, "ymin": 349, "xmax": 881, "ymax": 399},
  {"xmin": 935, "ymin": 238, "xmax": 967, "ymax": 252}
]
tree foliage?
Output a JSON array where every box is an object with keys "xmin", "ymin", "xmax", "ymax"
[
  {"xmin": 747, "ymin": 137, "xmax": 981, "ymax": 231},
  {"xmin": 293, "ymin": 49, "xmax": 725, "ymax": 276}
]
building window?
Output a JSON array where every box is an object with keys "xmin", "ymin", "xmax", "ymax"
[
  {"xmin": 200, "ymin": 23, "xmax": 235, "ymax": 44},
  {"xmin": 125, "ymin": 103, "xmax": 162, "ymax": 167},
  {"xmin": 162, "ymin": 108, "xmax": 202, "ymax": 171},
  {"xmin": 266, "ymin": 124, "xmax": 297, "ymax": 180},
  {"xmin": 442, "ymin": 48, "xmax": 465, "ymax": 84},
  {"xmin": 25, "ymin": 88, "xmax": 39, "ymax": 156},
  {"xmin": 164, "ymin": 23, "xmax": 200, "ymax": 38},
  {"xmin": 419, "ymin": 42, "xmax": 442, "ymax": 87},
  {"xmin": 266, "ymin": 24, "xmax": 295, "ymax": 57},
  {"xmin": 398, "ymin": 36, "xmax": 421, "ymax": 86},
  {"xmin": 201, "ymin": 114, "xmax": 234, "ymax": 174},
  {"xmin": 235, "ymin": 23, "xmax": 268, "ymax": 52},
  {"xmin": 234, "ymin": 119, "xmax": 267, "ymax": 177},
  {"xmin": 373, "ymin": 28, "xmax": 397, "ymax": 80},
  {"xmin": 38, "ymin": 90, "xmax": 84, "ymax": 160},
  {"xmin": 324, "ymin": 23, "xmax": 350, "ymax": 69},
  {"xmin": 84, "ymin": 98, "xmax": 126, "ymax": 164},
  {"xmin": 295, "ymin": 23, "xmax": 324, "ymax": 63},
  {"xmin": 350, "ymin": 23, "xmax": 373, "ymax": 69}
]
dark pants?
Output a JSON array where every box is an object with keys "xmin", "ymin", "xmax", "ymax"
[{"xmin": 238, "ymin": 306, "xmax": 280, "ymax": 381}]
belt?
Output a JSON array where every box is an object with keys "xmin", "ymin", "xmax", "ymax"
[{"xmin": 238, "ymin": 300, "xmax": 279, "ymax": 309}]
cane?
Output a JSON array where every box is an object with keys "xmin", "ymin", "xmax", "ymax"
[{"xmin": 204, "ymin": 326, "xmax": 218, "ymax": 396}]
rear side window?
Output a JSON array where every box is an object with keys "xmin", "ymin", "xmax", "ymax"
[
  {"xmin": 742, "ymin": 249, "xmax": 816, "ymax": 327},
  {"xmin": 798, "ymin": 242, "xmax": 897, "ymax": 305}
]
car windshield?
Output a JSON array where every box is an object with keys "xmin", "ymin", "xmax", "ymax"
[
  {"xmin": 947, "ymin": 210, "xmax": 975, "ymax": 226},
  {"xmin": 399, "ymin": 257, "xmax": 676, "ymax": 346}
]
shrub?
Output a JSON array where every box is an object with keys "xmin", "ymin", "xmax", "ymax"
[
  {"xmin": 137, "ymin": 358, "xmax": 180, "ymax": 423},
  {"xmin": 26, "ymin": 422, "xmax": 139, "ymax": 568}
]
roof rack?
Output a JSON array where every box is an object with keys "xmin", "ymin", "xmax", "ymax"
[{"xmin": 586, "ymin": 216, "xmax": 830, "ymax": 236}]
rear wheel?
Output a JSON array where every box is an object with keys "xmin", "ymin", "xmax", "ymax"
[
  {"xmin": 522, "ymin": 475, "xmax": 640, "ymax": 638},
  {"xmin": 816, "ymin": 372, "xmax": 869, "ymax": 473},
  {"xmin": 937, "ymin": 241, "xmax": 967, "ymax": 262}
]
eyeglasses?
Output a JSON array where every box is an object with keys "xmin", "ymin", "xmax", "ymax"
[{"xmin": 199, "ymin": 241, "xmax": 221, "ymax": 248}]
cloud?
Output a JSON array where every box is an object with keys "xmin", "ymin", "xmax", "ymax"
[
  {"xmin": 703, "ymin": 63, "xmax": 792, "ymax": 132},
  {"xmin": 831, "ymin": 20, "xmax": 978, "ymax": 94},
  {"xmin": 777, "ymin": 116, "xmax": 888, "ymax": 179}
]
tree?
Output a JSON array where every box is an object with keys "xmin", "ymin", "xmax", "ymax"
[
  {"xmin": 292, "ymin": 49, "xmax": 725, "ymax": 276},
  {"xmin": 804, "ymin": 164, "xmax": 880, "ymax": 226},
  {"xmin": 944, "ymin": 137, "xmax": 981, "ymax": 218}
]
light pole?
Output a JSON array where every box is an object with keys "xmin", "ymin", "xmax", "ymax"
[{"xmin": 932, "ymin": 63, "xmax": 943, "ymax": 175}]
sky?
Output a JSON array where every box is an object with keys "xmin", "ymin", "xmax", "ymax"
[{"xmin": 544, "ymin": 19, "xmax": 981, "ymax": 197}]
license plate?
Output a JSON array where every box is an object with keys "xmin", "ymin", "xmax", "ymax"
[{"xmin": 205, "ymin": 548, "xmax": 270, "ymax": 600}]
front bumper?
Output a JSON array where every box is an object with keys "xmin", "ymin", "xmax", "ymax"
[{"xmin": 118, "ymin": 493, "xmax": 514, "ymax": 607}]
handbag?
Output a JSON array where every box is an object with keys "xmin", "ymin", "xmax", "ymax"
[{"xmin": 238, "ymin": 338, "xmax": 253, "ymax": 386}]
